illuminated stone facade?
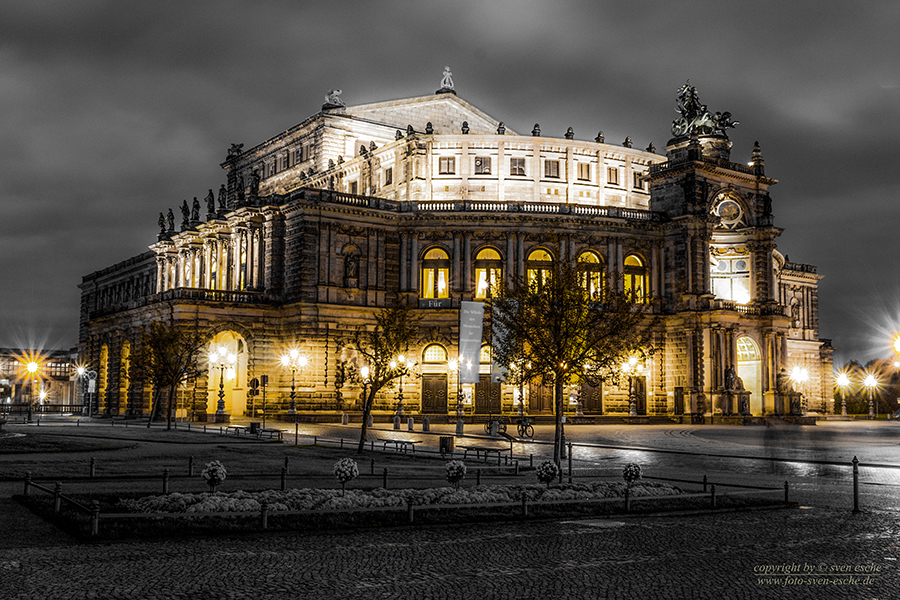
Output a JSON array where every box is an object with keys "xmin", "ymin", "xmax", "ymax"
[{"xmin": 78, "ymin": 84, "xmax": 833, "ymax": 421}]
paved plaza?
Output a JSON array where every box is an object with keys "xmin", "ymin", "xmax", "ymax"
[{"xmin": 1, "ymin": 418, "xmax": 899, "ymax": 598}]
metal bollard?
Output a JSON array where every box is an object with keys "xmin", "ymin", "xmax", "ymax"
[
  {"xmin": 284, "ymin": 456, "xmax": 289, "ymax": 473},
  {"xmin": 340, "ymin": 437, "xmax": 343, "ymax": 449},
  {"xmin": 702, "ymin": 474, "xmax": 708, "ymax": 493},
  {"xmin": 521, "ymin": 496, "xmax": 528, "ymax": 517},
  {"xmin": 53, "ymin": 482, "xmax": 62, "ymax": 513},
  {"xmin": 23, "ymin": 472, "xmax": 31, "ymax": 496},
  {"xmin": 370, "ymin": 440, "xmax": 374, "ymax": 452},
  {"xmin": 204, "ymin": 425, "xmax": 207, "ymax": 433},
  {"xmin": 568, "ymin": 442, "xmax": 573, "ymax": 483},
  {"xmin": 514, "ymin": 460, "xmax": 519, "ymax": 476},
  {"xmin": 383, "ymin": 468, "xmax": 388, "ymax": 489},
  {"xmin": 188, "ymin": 456, "xmax": 194, "ymax": 476},
  {"xmin": 163, "ymin": 469, "xmax": 170, "ymax": 494},
  {"xmin": 90, "ymin": 500, "xmax": 100, "ymax": 537},
  {"xmin": 710, "ymin": 484, "xmax": 717, "ymax": 509},
  {"xmin": 295, "ymin": 422, "xmax": 299, "ymax": 446},
  {"xmin": 784, "ymin": 481, "xmax": 790, "ymax": 504},
  {"xmin": 852, "ymin": 456, "xmax": 860, "ymax": 513},
  {"xmin": 407, "ymin": 417, "xmax": 414, "ymax": 431},
  {"xmin": 281, "ymin": 466, "xmax": 287, "ymax": 491},
  {"xmin": 407, "ymin": 502, "xmax": 414, "ymax": 524},
  {"xmin": 261, "ymin": 501, "xmax": 269, "ymax": 529},
  {"xmin": 90, "ymin": 457, "xmax": 96, "ymax": 478},
  {"xmin": 625, "ymin": 488, "xmax": 631, "ymax": 513}
]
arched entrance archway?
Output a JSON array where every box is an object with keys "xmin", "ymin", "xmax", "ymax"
[
  {"xmin": 206, "ymin": 331, "xmax": 248, "ymax": 418},
  {"xmin": 736, "ymin": 336, "xmax": 762, "ymax": 414}
]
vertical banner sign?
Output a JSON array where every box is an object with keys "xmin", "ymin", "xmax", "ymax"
[{"xmin": 458, "ymin": 301, "xmax": 485, "ymax": 384}]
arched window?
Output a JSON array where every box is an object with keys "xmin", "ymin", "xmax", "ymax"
[
  {"xmin": 526, "ymin": 249, "xmax": 553, "ymax": 290},
  {"xmin": 577, "ymin": 251, "xmax": 605, "ymax": 300},
  {"xmin": 480, "ymin": 344, "xmax": 492, "ymax": 364},
  {"xmin": 474, "ymin": 247, "xmax": 502, "ymax": 299},
  {"xmin": 423, "ymin": 344, "xmax": 448, "ymax": 363},
  {"xmin": 420, "ymin": 248, "xmax": 450, "ymax": 299},
  {"xmin": 623, "ymin": 254, "xmax": 648, "ymax": 303}
]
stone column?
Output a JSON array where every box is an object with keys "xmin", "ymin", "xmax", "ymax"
[
  {"xmin": 156, "ymin": 257, "xmax": 165, "ymax": 293},
  {"xmin": 506, "ymin": 235, "xmax": 514, "ymax": 286},
  {"xmin": 410, "ymin": 236, "xmax": 419, "ymax": 294},
  {"xmin": 400, "ymin": 232, "xmax": 408, "ymax": 291},
  {"xmin": 452, "ymin": 233, "xmax": 461, "ymax": 292}
]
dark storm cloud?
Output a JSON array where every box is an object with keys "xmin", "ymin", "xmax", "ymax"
[{"xmin": 1, "ymin": 0, "xmax": 898, "ymax": 364}]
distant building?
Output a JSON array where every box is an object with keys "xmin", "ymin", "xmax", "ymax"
[
  {"xmin": 0, "ymin": 347, "xmax": 78, "ymax": 413},
  {"xmin": 78, "ymin": 77, "xmax": 832, "ymax": 421}
]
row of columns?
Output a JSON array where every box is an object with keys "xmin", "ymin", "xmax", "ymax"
[{"xmin": 156, "ymin": 225, "xmax": 266, "ymax": 293}]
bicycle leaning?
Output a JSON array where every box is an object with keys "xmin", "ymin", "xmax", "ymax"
[
  {"xmin": 483, "ymin": 412, "xmax": 508, "ymax": 434},
  {"xmin": 516, "ymin": 416, "xmax": 534, "ymax": 438}
]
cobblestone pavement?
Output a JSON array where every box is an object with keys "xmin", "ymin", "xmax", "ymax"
[
  {"xmin": 3, "ymin": 418, "xmax": 900, "ymax": 598},
  {"xmin": 0, "ymin": 506, "xmax": 897, "ymax": 599}
]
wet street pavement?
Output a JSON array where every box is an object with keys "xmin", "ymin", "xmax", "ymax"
[{"xmin": 2, "ymin": 418, "xmax": 899, "ymax": 598}]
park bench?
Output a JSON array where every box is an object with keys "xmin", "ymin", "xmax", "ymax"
[
  {"xmin": 380, "ymin": 439, "xmax": 421, "ymax": 453},
  {"xmin": 225, "ymin": 425, "xmax": 249, "ymax": 436},
  {"xmin": 257, "ymin": 428, "xmax": 283, "ymax": 440},
  {"xmin": 457, "ymin": 445, "xmax": 508, "ymax": 463}
]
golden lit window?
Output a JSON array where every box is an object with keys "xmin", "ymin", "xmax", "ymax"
[
  {"xmin": 480, "ymin": 345, "xmax": 492, "ymax": 364},
  {"xmin": 623, "ymin": 254, "xmax": 647, "ymax": 303},
  {"xmin": 526, "ymin": 249, "xmax": 552, "ymax": 290},
  {"xmin": 423, "ymin": 344, "xmax": 448, "ymax": 363},
  {"xmin": 577, "ymin": 251, "xmax": 605, "ymax": 299},
  {"xmin": 474, "ymin": 247, "xmax": 502, "ymax": 299},
  {"xmin": 711, "ymin": 253, "xmax": 751, "ymax": 304},
  {"xmin": 421, "ymin": 247, "xmax": 450, "ymax": 299}
]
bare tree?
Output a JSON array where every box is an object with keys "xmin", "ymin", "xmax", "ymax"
[
  {"xmin": 491, "ymin": 258, "xmax": 655, "ymax": 464},
  {"xmin": 136, "ymin": 321, "xmax": 207, "ymax": 430},
  {"xmin": 345, "ymin": 304, "xmax": 420, "ymax": 454}
]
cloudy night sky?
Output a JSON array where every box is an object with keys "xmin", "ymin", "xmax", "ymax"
[{"xmin": 1, "ymin": 0, "xmax": 898, "ymax": 365}]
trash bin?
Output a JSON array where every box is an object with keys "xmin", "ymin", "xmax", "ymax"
[
  {"xmin": 439, "ymin": 436, "xmax": 455, "ymax": 456},
  {"xmin": 250, "ymin": 422, "xmax": 261, "ymax": 435}
]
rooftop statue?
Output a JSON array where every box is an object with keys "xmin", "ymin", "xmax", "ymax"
[
  {"xmin": 205, "ymin": 189, "xmax": 215, "ymax": 218},
  {"xmin": 191, "ymin": 197, "xmax": 200, "ymax": 222},
  {"xmin": 324, "ymin": 89, "xmax": 345, "ymax": 107},
  {"xmin": 671, "ymin": 81, "xmax": 739, "ymax": 138},
  {"xmin": 227, "ymin": 143, "xmax": 243, "ymax": 159},
  {"xmin": 440, "ymin": 66, "xmax": 454, "ymax": 91},
  {"xmin": 180, "ymin": 200, "xmax": 190, "ymax": 229},
  {"xmin": 166, "ymin": 209, "xmax": 175, "ymax": 232}
]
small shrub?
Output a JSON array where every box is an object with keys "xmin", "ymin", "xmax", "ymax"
[
  {"xmin": 201, "ymin": 461, "xmax": 227, "ymax": 492},
  {"xmin": 333, "ymin": 458, "xmax": 359, "ymax": 496},
  {"xmin": 536, "ymin": 460, "xmax": 559, "ymax": 487},
  {"xmin": 445, "ymin": 460, "xmax": 467, "ymax": 489},
  {"xmin": 622, "ymin": 463, "xmax": 642, "ymax": 486}
]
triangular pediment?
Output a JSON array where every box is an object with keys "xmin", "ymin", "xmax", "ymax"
[{"xmin": 341, "ymin": 94, "xmax": 516, "ymax": 135}]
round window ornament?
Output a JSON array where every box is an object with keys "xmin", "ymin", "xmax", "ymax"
[{"xmin": 717, "ymin": 200, "xmax": 741, "ymax": 222}]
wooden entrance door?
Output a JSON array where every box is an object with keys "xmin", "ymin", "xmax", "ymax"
[
  {"xmin": 581, "ymin": 381, "xmax": 603, "ymax": 414},
  {"xmin": 474, "ymin": 374, "xmax": 501, "ymax": 414},
  {"xmin": 633, "ymin": 376, "xmax": 647, "ymax": 415},
  {"xmin": 528, "ymin": 381, "xmax": 554, "ymax": 414},
  {"xmin": 421, "ymin": 373, "xmax": 448, "ymax": 413}
]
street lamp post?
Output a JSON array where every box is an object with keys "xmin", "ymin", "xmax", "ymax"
[
  {"xmin": 863, "ymin": 373, "xmax": 878, "ymax": 420},
  {"xmin": 836, "ymin": 372, "xmax": 850, "ymax": 417},
  {"xmin": 393, "ymin": 355, "xmax": 406, "ymax": 418},
  {"xmin": 622, "ymin": 357, "xmax": 640, "ymax": 417},
  {"xmin": 25, "ymin": 361, "xmax": 40, "ymax": 424},
  {"xmin": 280, "ymin": 348, "xmax": 308, "ymax": 415},
  {"xmin": 210, "ymin": 346, "xmax": 236, "ymax": 420}
]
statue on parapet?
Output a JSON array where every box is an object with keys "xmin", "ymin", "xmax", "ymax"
[
  {"xmin": 191, "ymin": 197, "xmax": 200, "ymax": 222},
  {"xmin": 324, "ymin": 89, "xmax": 345, "ymax": 108},
  {"xmin": 180, "ymin": 200, "xmax": 190, "ymax": 229},
  {"xmin": 217, "ymin": 184, "xmax": 227, "ymax": 213},
  {"xmin": 227, "ymin": 143, "xmax": 243, "ymax": 159},
  {"xmin": 205, "ymin": 189, "xmax": 216, "ymax": 219},
  {"xmin": 166, "ymin": 209, "xmax": 175, "ymax": 232},
  {"xmin": 158, "ymin": 213, "xmax": 167, "ymax": 236}
]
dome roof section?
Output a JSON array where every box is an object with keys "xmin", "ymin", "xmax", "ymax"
[{"xmin": 338, "ymin": 93, "xmax": 515, "ymax": 135}]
